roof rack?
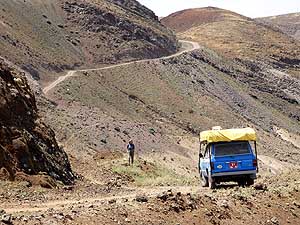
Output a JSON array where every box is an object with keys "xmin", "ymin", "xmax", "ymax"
[{"xmin": 200, "ymin": 127, "xmax": 256, "ymax": 143}]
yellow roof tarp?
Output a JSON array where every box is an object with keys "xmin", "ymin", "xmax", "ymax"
[{"xmin": 200, "ymin": 128, "xmax": 256, "ymax": 143}]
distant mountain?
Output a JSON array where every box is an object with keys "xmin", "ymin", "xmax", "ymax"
[
  {"xmin": 257, "ymin": 12, "xmax": 300, "ymax": 41},
  {"xmin": 161, "ymin": 7, "xmax": 300, "ymax": 76},
  {"xmin": 0, "ymin": 0, "xmax": 177, "ymax": 82},
  {"xmin": 161, "ymin": 7, "xmax": 248, "ymax": 33}
]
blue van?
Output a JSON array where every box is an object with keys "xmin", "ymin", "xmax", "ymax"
[{"xmin": 199, "ymin": 128, "xmax": 258, "ymax": 189}]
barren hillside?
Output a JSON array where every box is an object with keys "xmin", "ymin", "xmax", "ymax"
[
  {"xmin": 0, "ymin": 0, "xmax": 177, "ymax": 83},
  {"xmin": 161, "ymin": 7, "xmax": 300, "ymax": 77},
  {"xmin": 257, "ymin": 12, "xmax": 300, "ymax": 41}
]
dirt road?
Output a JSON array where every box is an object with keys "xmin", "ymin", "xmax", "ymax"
[
  {"xmin": 274, "ymin": 126, "xmax": 300, "ymax": 149},
  {"xmin": 258, "ymin": 155, "xmax": 294, "ymax": 174},
  {"xmin": 3, "ymin": 186, "xmax": 200, "ymax": 214},
  {"xmin": 42, "ymin": 40, "xmax": 200, "ymax": 94},
  {"xmin": 2, "ymin": 151, "xmax": 290, "ymax": 215}
]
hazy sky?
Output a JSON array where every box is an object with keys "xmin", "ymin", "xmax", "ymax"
[{"xmin": 137, "ymin": 0, "xmax": 300, "ymax": 18}]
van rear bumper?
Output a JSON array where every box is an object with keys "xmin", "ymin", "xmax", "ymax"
[{"xmin": 212, "ymin": 170, "xmax": 257, "ymax": 178}]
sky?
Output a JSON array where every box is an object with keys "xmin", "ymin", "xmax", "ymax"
[{"xmin": 137, "ymin": 0, "xmax": 300, "ymax": 18}]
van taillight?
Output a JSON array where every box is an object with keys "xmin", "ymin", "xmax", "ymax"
[
  {"xmin": 211, "ymin": 162, "xmax": 215, "ymax": 170},
  {"xmin": 253, "ymin": 159, "xmax": 257, "ymax": 167}
]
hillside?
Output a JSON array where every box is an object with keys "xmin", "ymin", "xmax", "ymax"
[
  {"xmin": 0, "ymin": 58, "xmax": 74, "ymax": 186},
  {"xmin": 257, "ymin": 12, "xmax": 300, "ymax": 41},
  {"xmin": 0, "ymin": 0, "xmax": 177, "ymax": 83},
  {"xmin": 161, "ymin": 7, "xmax": 300, "ymax": 77}
]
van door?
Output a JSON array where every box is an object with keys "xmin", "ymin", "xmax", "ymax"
[
  {"xmin": 212, "ymin": 141, "xmax": 256, "ymax": 173},
  {"xmin": 200, "ymin": 145, "xmax": 211, "ymax": 176}
]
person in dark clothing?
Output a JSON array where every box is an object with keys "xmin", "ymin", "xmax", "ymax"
[{"xmin": 127, "ymin": 139, "xmax": 135, "ymax": 165}]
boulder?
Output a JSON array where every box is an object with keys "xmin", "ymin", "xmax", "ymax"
[{"xmin": 135, "ymin": 195, "xmax": 148, "ymax": 203}]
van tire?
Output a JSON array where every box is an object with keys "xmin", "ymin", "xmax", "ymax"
[
  {"xmin": 200, "ymin": 171, "xmax": 208, "ymax": 187},
  {"xmin": 238, "ymin": 180, "xmax": 246, "ymax": 187},
  {"xmin": 246, "ymin": 178, "xmax": 254, "ymax": 186},
  {"xmin": 208, "ymin": 173, "xmax": 216, "ymax": 189}
]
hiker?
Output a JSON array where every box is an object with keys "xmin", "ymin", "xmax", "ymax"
[{"xmin": 127, "ymin": 139, "xmax": 135, "ymax": 165}]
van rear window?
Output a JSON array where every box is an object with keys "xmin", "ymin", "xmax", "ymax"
[{"xmin": 214, "ymin": 142, "xmax": 250, "ymax": 156}]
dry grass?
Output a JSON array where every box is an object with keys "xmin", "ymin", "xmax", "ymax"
[{"xmin": 112, "ymin": 159, "xmax": 196, "ymax": 186}]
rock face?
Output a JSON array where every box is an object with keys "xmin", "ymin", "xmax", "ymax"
[
  {"xmin": 107, "ymin": 0, "xmax": 158, "ymax": 21},
  {"xmin": 0, "ymin": 58, "xmax": 74, "ymax": 184},
  {"xmin": 62, "ymin": 0, "xmax": 177, "ymax": 61}
]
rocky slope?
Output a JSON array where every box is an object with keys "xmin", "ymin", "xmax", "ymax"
[
  {"xmin": 161, "ymin": 7, "xmax": 300, "ymax": 77},
  {"xmin": 0, "ymin": 0, "xmax": 177, "ymax": 83},
  {"xmin": 257, "ymin": 12, "xmax": 300, "ymax": 41},
  {"xmin": 0, "ymin": 58, "xmax": 74, "ymax": 185}
]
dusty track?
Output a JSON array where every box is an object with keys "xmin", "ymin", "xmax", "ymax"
[
  {"xmin": 2, "ymin": 153, "xmax": 289, "ymax": 214},
  {"xmin": 3, "ymin": 186, "xmax": 200, "ymax": 214},
  {"xmin": 258, "ymin": 155, "xmax": 294, "ymax": 174},
  {"xmin": 42, "ymin": 40, "xmax": 200, "ymax": 94},
  {"xmin": 274, "ymin": 127, "xmax": 300, "ymax": 149}
]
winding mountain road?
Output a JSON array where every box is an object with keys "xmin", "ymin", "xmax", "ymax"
[{"xmin": 42, "ymin": 40, "xmax": 200, "ymax": 94}]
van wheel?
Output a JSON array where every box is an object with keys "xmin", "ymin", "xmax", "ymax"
[
  {"xmin": 200, "ymin": 171, "xmax": 208, "ymax": 187},
  {"xmin": 246, "ymin": 178, "xmax": 254, "ymax": 186},
  {"xmin": 208, "ymin": 174, "xmax": 216, "ymax": 189},
  {"xmin": 238, "ymin": 180, "xmax": 246, "ymax": 187}
]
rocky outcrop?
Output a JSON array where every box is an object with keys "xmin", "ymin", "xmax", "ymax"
[
  {"xmin": 0, "ymin": 58, "xmax": 74, "ymax": 184},
  {"xmin": 108, "ymin": 0, "xmax": 158, "ymax": 21},
  {"xmin": 62, "ymin": 0, "xmax": 178, "ymax": 62}
]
